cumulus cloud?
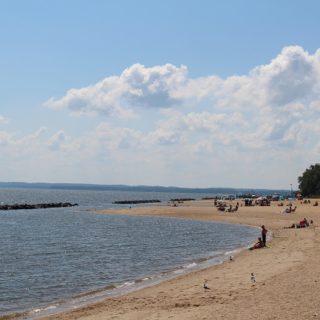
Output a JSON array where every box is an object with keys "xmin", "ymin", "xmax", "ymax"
[
  {"xmin": 93, "ymin": 122, "xmax": 144, "ymax": 151},
  {"xmin": 44, "ymin": 46, "xmax": 320, "ymax": 127},
  {"xmin": 47, "ymin": 130, "xmax": 68, "ymax": 150},
  {"xmin": 45, "ymin": 63, "xmax": 188, "ymax": 117},
  {"xmin": 5, "ymin": 45, "xmax": 319, "ymax": 187},
  {"xmin": 268, "ymin": 47, "xmax": 318, "ymax": 104},
  {"xmin": 0, "ymin": 127, "xmax": 47, "ymax": 148}
]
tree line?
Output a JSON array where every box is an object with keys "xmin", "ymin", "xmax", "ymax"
[{"xmin": 298, "ymin": 163, "xmax": 320, "ymax": 197}]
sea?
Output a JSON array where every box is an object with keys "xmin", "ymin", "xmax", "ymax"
[{"xmin": 0, "ymin": 187, "xmax": 260, "ymax": 318}]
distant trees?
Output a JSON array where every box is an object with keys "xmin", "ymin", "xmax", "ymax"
[{"xmin": 298, "ymin": 164, "xmax": 320, "ymax": 196}]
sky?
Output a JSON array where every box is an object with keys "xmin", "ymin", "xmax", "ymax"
[{"xmin": 1, "ymin": 0, "xmax": 320, "ymax": 189}]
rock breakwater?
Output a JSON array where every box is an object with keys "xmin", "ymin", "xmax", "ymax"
[
  {"xmin": 0, "ymin": 202, "xmax": 78, "ymax": 210},
  {"xmin": 113, "ymin": 200, "xmax": 161, "ymax": 205}
]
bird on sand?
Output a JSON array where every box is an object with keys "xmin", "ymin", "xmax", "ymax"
[
  {"xmin": 203, "ymin": 280, "xmax": 210, "ymax": 289},
  {"xmin": 251, "ymin": 273, "xmax": 256, "ymax": 284}
]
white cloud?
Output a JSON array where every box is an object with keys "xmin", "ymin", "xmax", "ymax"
[
  {"xmin": 43, "ymin": 47, "xmax": 320, "ymax": 148},
  {"xmin": 93, "ymin": 122, "xmax": 144, "ymax": 151},
  {"xmin": 45, "ymin": 63, "xmax": 188, "ymax": 118},
  {"xmin": 0, "ymin": 127, "xmax": 47, "ymax": 149},
  {"xmin": 0, "ymin": 131, "xmax": 11, "ymax": 146},
  {"xmin": 47, "ymin": 130, "xmax": 68, "ymax": 150},
  {"xmin": 253, "ymin": 46, "xmax": 317, "ymax": 106},
  {"xmin": 3, "ymin": 46, "xmax": 320, "ymax": 188},
  {"xmin": 0, "ymin": 115, "xmax": 9, "ymax": 125}
]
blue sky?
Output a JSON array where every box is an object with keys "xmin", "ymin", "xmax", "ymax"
[{"xmin": 1, "ymin": 0, "xmax": 320, "ymax": 189}]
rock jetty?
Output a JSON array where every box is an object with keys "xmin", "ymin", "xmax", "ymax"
[
  {"xmin": 0, "ymin": 202, "xmax": 78, "ymax": 210},
  {"xmin": 170, "ymin": 198, "xmax": 195, "ymax": 202},
  {"xmin": 113, "ymin": 200, "xmax": 161, "ymax": 205}
]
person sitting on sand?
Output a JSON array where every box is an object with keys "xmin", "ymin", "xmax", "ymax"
[
  {"xmin": 298, "ymin": 218, "xmax": 309, "ymax": 228},
  {"xmin": 285, "ymin": 223, "xmax": 296, "ymax": 229},
  {"xmin": 217, "ymin": 204, "xmax": 226, "ymax": 211},
  {"xmin": 249, "ymin": 237, "xmax": 264, "ymax": 250},
  {"xmin": 231, "ymin": 204, "xmax": 239, "ymax": 212},
  {"xmin": 285, "ymin": 218, "xmax": 312, "ymax": 229},
  {"xmin": 282, "ymin": 207, "xmax": 293, "ymax": 214}
]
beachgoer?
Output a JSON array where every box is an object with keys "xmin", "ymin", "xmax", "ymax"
[
  {"xmin": 261, "ymin": 225, "xmax": 268, "ymax": 246},
  {"xmin": 284, "ymin": 218, "xmax": 311, "ymax": 229},
  {"xmin": 249, "ymin": 237, "xmax": 264, "ymax": 250},
  {"xmin": 284, "ymin": 223, "xmax": 296, "ymax": 229},
  {"xmin": 298, "ymin": 218, "xmax": 309, "ymax": 228}
]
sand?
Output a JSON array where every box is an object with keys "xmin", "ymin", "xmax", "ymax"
[{"xmin": 17, "ymin": 199, "xmax": 320, "ymax": 319}]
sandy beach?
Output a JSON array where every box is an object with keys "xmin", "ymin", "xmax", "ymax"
[{"xmin": 26, "ymin": 199, "xmax": 320, "ymax": 319}]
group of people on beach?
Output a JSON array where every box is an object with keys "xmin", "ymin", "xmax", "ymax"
[
  {"xmin": 284, "ymin": 218, "xmax": 313, "ymax": 229},
  {"xmin": 215, "ymin": 200, "xmax": 239, "ymax": 212},
  {"xmin": 249, "ymin": 225, "xmax": 268, "ymax": 250},
  {"xmin": 250, "ymin": 217, "xmax": 314, "ymax": 251}
]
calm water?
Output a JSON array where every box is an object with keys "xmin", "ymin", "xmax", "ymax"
[{"xmin": 0, "ymin": 188, "xmax": 259, "ymax": 318}]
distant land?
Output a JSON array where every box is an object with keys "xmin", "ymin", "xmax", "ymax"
[{"xmin": 0, "ymin": 182, "xmax": 289, "ymax": 196}]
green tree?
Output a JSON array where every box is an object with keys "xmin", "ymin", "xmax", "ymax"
[{"xmin": 298, "ymin": 164, "xmax": 320, "ymax": 196}]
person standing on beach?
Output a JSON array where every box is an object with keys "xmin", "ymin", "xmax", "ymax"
[{"xmin": 261, "ymin": 225, "xmax": 267, "ymax": 246}]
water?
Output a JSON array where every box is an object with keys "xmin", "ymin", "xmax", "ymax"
[{"xmin": 0, "ymin": 188, "xmax": 259, "ymax": 318}]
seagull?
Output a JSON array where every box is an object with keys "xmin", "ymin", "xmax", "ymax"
[
  {"xmin": 229, "ymin": 256, "xmax": 233, "ymax": 261},
  {"xmin": 251, "ymin": 273, "xmax": 256, "ymax": 284},
  {"xmin": 203, "ymin": 280, "xmax": 210, "ymax": 290}
]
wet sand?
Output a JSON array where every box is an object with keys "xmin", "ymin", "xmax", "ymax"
[{"xmin": 27, "ymin": 200, "xmax": 320, "ymax": 319}]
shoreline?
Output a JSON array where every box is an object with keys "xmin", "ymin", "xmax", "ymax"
[{"xmin": 6, "ymin": 199, "xmax": 320, "ymax": 320}]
